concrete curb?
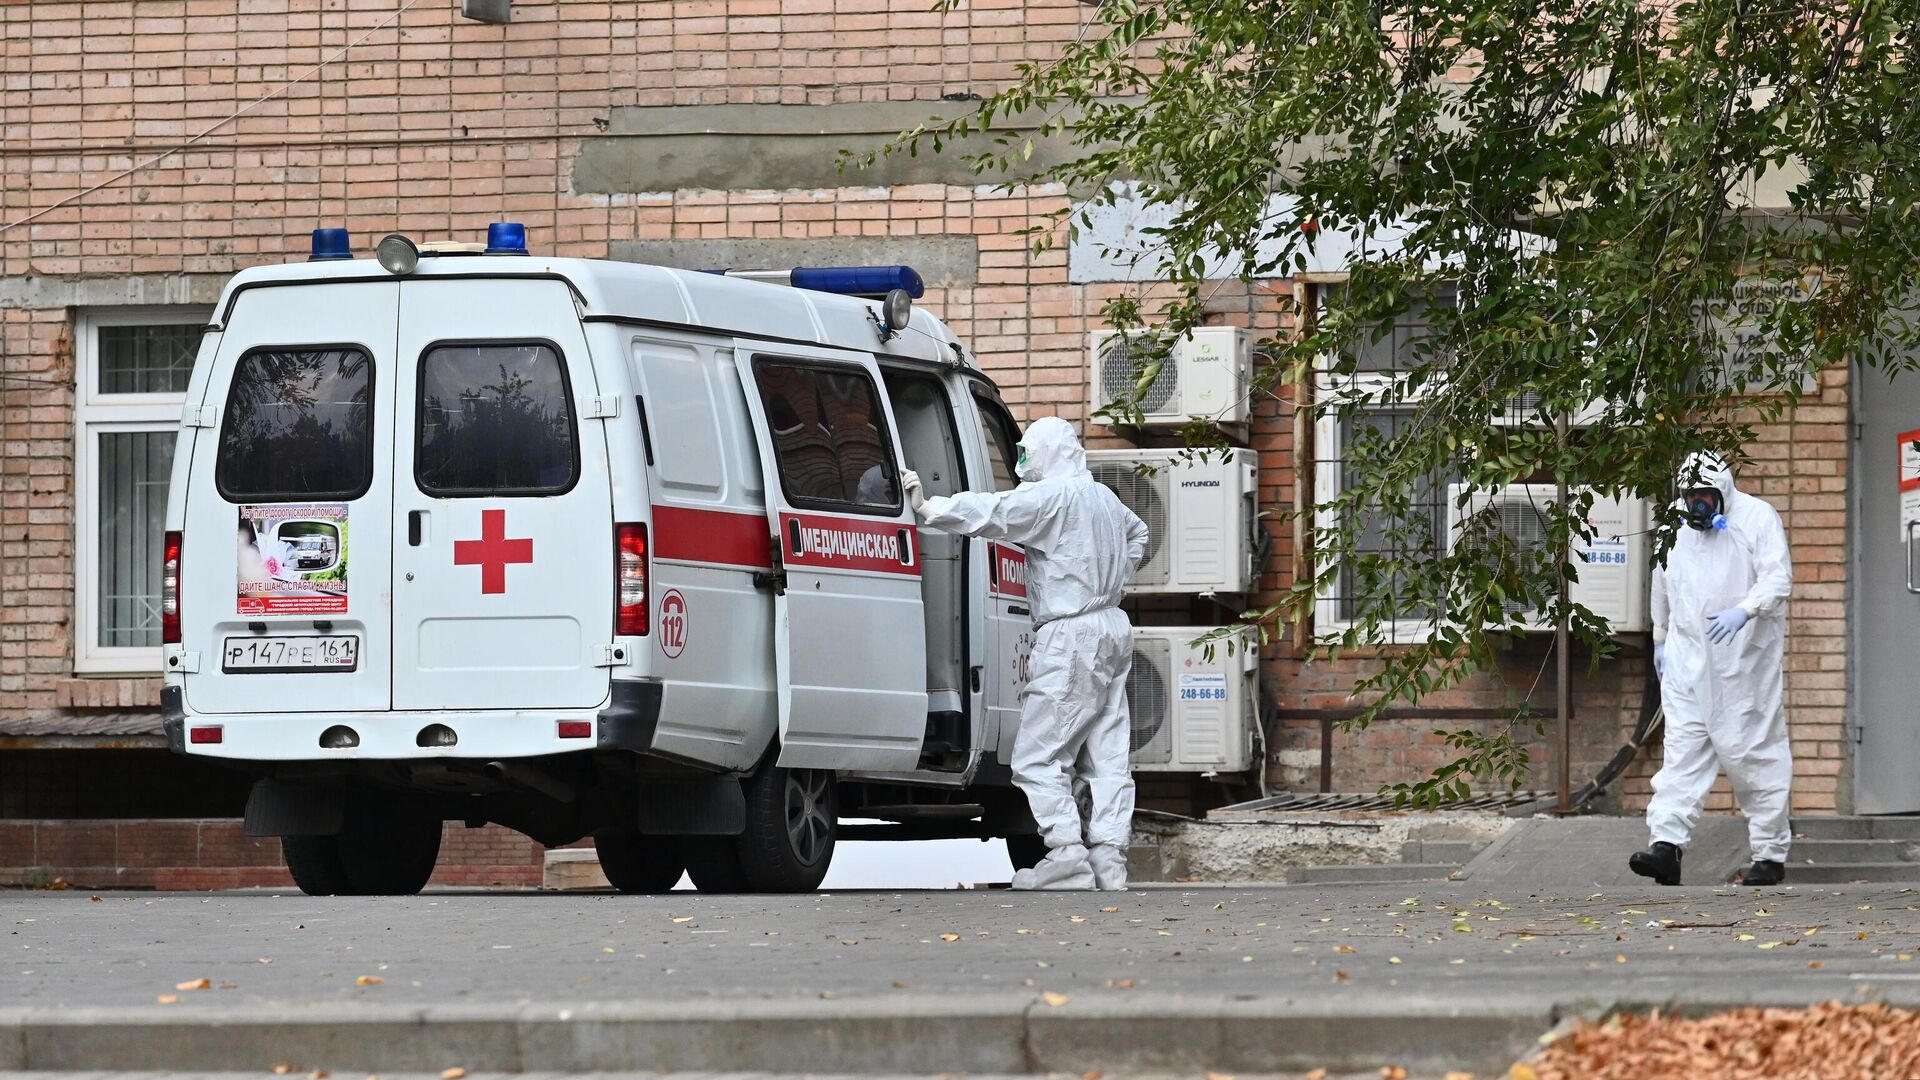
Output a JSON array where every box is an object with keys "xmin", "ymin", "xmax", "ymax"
[{"xmin": 0, "ymin": 994, "xmax": 1556, "ymax": 1075}]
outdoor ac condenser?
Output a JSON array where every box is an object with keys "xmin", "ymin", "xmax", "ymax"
[
  {"xmin": 1088, "ymin": 326, "xmax": 1253, "ymax": 428},
  {"xmin": 1444, "ymin": 483, "xmax": 1652, "ymax": 633},
  {"xmin": 1087, "ymin": 448, "xmax": 1261, "ymax": 596},
  {"xmin": 1126, "ymin": 626, "xmax": 1259, "ymax": 773}
]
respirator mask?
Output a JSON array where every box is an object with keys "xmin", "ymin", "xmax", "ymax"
[{"xmin": 1682, "ymin": 488, "xmax": 1728, "ymax": 532}]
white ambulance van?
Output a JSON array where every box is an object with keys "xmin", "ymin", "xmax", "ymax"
[{"xmin": 162, "ymin": 224, "xmax": 1047, "ymax": 895}]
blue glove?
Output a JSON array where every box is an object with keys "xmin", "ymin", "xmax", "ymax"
[
  {"xmin": 1705, "ymin": 607, "xmax": 1749, "ymax": 645},
  {"xmin": 1653, "ymin": 644, "xmax": 1666, "ymax": 680}
]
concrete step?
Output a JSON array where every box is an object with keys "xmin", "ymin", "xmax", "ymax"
[
  {"xmin": 1402, "ymin": 840, "xmax": 1485, "ymax": 864},
  {"xmin": 1792, "ymin": 838, "xmax": 1920, "ymax": 862},
  {"xmin": 1792, "ymin": 816, "xmax": 1920, "ymax": 840},
  {"xmin": 1780, "ymin": 862, "xmax": 1920, "ymax": 884},
  {"xmin": 1288, "ymin": 862, "xmax": 1461, "ymax": 885}
]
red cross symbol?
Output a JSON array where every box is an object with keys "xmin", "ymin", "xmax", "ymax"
[{"xmin": 453, "ymin": 508, "xmax": 533, "ymax": 594}]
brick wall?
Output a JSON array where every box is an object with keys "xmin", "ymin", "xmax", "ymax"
[
  {"xmin": 0, "ymin": 0, "xmax": 1854, "ymax": 830},
  {"xmin": 0, "ymin": 819, "xmax": 545, "ymax": 890}
]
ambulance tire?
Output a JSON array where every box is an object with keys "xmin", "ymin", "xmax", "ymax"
[
  {"xmin": 677, "ymin": 837, "xmax": 751, "ymax": 893},
  {"xmin": 595, "ymin": 833, "xmax": 685, "ymax": 894},
  {"xmin": 334, "ymin": 808, "xmax": 443, "ymax": 896},
  {"xmin": 1006, "ymin": 834, "xmax": 1048, "ymax": 873},
  {"xmin": 735, "ymin": 764, "xmax": 837, "ymax": 893},
  {"xmin": 281, "ymin": 836, "xmax": 356, "ymax": 896}
]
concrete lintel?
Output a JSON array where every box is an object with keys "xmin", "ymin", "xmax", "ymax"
[
  {"xmin": 574, "ymin": 101, "xmax": 1081, "ymax": 194},
  {"xmin": 0, "ymin": 274, "xmax": 226, "ymax": 310},
  {"xmin": 609, "ymin": 236, "xmax": 980, "ymax": 288}
]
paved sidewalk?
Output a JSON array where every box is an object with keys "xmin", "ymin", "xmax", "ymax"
[{"xmin": 6, "ymin": 883, "xmax": 1919, "ymax": 1074}]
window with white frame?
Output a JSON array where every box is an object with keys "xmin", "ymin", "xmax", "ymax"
[
  {"xmin": 74, "ymin": 307, "xmax": 211, "ymax": 674},
  {"xmin": 1312, "ymin": 286, "xmax": 1465, "ymax": 642}
]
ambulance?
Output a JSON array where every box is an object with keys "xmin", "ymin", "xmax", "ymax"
[{"xmin": 161, "ymin": 224, "xmax": 1048, "ymax": 895}]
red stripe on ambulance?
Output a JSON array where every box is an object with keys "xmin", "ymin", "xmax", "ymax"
[
  {"xmin": 990, "ymin": 543, "xmax": 1028, "ymax": 599},
  {"xmin": 780, "ymin": 513, "xmax": 920, "ymax": 576},
  {"xmin": 652, "ymin": 505, "xmax": 773, "ymax": 569}
]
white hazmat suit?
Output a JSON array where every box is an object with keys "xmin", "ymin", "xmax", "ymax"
[
  {"xmin": 905, "ymin": 416, "xmax": 1149, "ymax": 890},
  {"xmin": 1645, "ymin": 451, "xmax": 1794, "ymax": 873}
]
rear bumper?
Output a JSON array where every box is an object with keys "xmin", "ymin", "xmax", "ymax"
[{"xmin": 166, "ymin": 679, "xmax": 664, "ymax": 761}]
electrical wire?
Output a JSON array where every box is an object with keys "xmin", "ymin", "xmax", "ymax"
[{"xmin": 0, "ymin": 0, "xmax": 422, "ymax": 237}]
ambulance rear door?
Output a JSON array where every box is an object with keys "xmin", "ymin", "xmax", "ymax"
[
  {"xmin": 390, "ymin": 279, "xmax": 615, "ymax": 712},
  {"xmin": 733, "ymin": 341, "xmax": 928, "ymax": 771},
  {"xmin": 178, "ymin": 280, "xmax": 397, "ymax": 716},
  {"xmin": 968, "ymin": 385, "xmax": 1033, "ymax": 764}
]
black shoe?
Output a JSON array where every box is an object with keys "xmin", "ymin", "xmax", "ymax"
[
  {"xmin": 1736, "ymin": 860, "xmax": 1786, "ymax": 886},
  {"xmin": 1629, "ymin": 841, "xmax": 1684, "ymax": 886}
]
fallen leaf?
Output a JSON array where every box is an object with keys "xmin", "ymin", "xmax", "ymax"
[
  {"xmin": 271, "ymin": 1066, "xmax": 295, "ymax": 1076},
  {"xmin": 1737, "ymin": 934, "xmax": 1757, "ymax": 941},
  {"xmin": 939, "ymin": 933, "xmax": 961, "ymax": 942},
  {"xmin": 1105, "ymin": 978, "xmax": 1135, "ymax": 989},
  {"xmin": 1807, "ymin": 961, "xmax": 1824, "ymax": 969},
  {"xmin": 1156, "ymin": 930, "xmax": 1173, "ymax": 936},
  {"xmin": 258, "ymin": 957, "xmax": 275, "ymax": 964},
  {"xmin": 356, "ymin": 975, "xmax": 384, "ymax": 986},
  {"xmin": 310, "ymin": 1071, "xmax": 330, "ymax": 1079},
  {"xmin": 818, "ymin": 991, "xmax": 838, "ymax": 999},
  {"xmin": 671, "ymin": 917, "xmax": 694, "ymax": 924},
  {"xmin": 1757, "ymin": 941, "xmax": 1785, "ymax": 950},
  {"xmin": 1081, "ymin": 1072, "xmax": 1104, "ymax": 1080},
  {"xmin": 156, "ymin": 994, "xmax": 179, "ymax": 1004},
  {"xmin": 1206, "ymin": 1072, "xmax": 1236, "ymax": 1080},
  {"xmin": 1334, "ymin": 944, "xmax": 1355, "ymax": 953},
  {"xmin": 601, "ymin": 947, "xmax": 615, "ymax": 954},
  {"xmin": 1306, "ymin": 1071, "xmax": 1328, "ymax": 1080},
  {"xmin": 1857, "ymin": 931, "xmax": 1870, "ymax": 940},
  {"xmin": 1334, "ymin": 969, "xmax": 1350, "ymax": 981},
  {"xmin": 1445, "ymin": 1073, "xmax": 1475, "ymax": 1080},
  {"xmin": 1381, "ymin": 1067, "xmax": 1409, "ymax": 1080},
  {"xmin": 1100, "ymin": 906, "xmax": 1119, "ymax": 913},
  {"xmin": 441, "ymin": 1070, "xmax": 467, "ymax": 1080},
  {"xmin": 1041, "ymin": 991, "xmax": 1071, "ymax": 1007},
  {"xmin": 839, "ymin": 939, "xmax": 859, "ymax": 946},
  {"xmin": 1388, "ymin": 956, "xmax": 1402, "ymax": 965},
  {"xmin": 1510, "ymin": 1065, "xmax": 1540, "ymax": 1080},
  {"xmin": 891, "ymin": 980, "xmax": 907, "ymax": 988},
  {"xmin": 1616, "ymin": 954, "xmax": 1628, "ymax": 964},
  {"xmin": 1068, "ymin": 916, "xmax": 1088, "ymax": 923},
  {"xmin": 90, "ymin": 895, "xmax": 102, "ymax": 903}
]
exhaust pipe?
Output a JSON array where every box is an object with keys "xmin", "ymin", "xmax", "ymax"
[{"xmin": 484, "ymin": 760, "xmax": 576, "ymax": 804}]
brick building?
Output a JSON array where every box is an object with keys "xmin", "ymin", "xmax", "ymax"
[{"xmin": 0, "ymin": 0, "xmax": 1864, "ymax": 887}]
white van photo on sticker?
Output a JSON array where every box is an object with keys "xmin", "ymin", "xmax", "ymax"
[{"xmin": 237, "ymin": 504, "xmax": 349, "ymax": 616}]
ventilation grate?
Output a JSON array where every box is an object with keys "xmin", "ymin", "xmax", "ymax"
[
  {"xmin": 1213, "ymin": 791, "xmax": 1553, "ymax": 815},
  {"xmin": 1098, "ymin": 334, "xmax": 1179, "ymax": 414},
  {"xmin": 1126, "ymin": 636, "xmax": 1173, "ymax": 764},
  {"xmin": 1092, "ymin": 463, "xmax": 1169, "ymax": 585}
]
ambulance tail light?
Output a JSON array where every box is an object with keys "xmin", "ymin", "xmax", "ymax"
[
  {"xmin": 616, "ymin": 523, "xmax": 649, "ymax": 636},
  {"xmin": 161, "ymin": 531, "xmax": 182, "ymax": 645}
]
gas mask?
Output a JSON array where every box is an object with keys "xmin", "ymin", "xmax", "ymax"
[
  {"xmin": 1682, "ymin": 488, "xmax": 1728, "ymax": 532},
  {"xmin": 1016, "ymin": 444, "xmax": 1041, "ymax": 483}
]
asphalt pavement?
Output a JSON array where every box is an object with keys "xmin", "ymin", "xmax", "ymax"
[{"xmin": 6, "ymin": 882, "xmax": 1920, "ymax": 1075}]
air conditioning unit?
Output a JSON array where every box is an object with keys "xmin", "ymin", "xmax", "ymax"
[
  {"xmin": 1127, "ymin": 626, "xmax": 1259, "ymax": 773},
  {"xmin": 1088, "ymin": 326, "xmax": 1253, "ymax": 428},
  {"xmin": 1087, "ymin": 448, "xmax": 1261, "ymax": 595},
  {"xmin": 1444, "ymin": 484, "xmax": 1651, "ymax": 632}
]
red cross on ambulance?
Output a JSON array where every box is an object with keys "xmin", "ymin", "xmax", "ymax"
[{"xmin": 453, "ymin": 508, "xmax": 534, "ymax": 594}]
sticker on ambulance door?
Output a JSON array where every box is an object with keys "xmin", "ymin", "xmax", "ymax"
[
  {"xmin": 237, "ymin": 504, "xmax": 349, "ymax": 615},
  {"xmin": 658, "ymin": 589, "xmax": 688, "ymax": 659}
]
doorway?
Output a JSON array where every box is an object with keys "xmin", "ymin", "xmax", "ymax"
[
  {"xmin": 1852, "ymin": 361, "xmax": 1920, "ymax": 813},
  {"xmin": 884, "ymin": 370, "xmax": 969, "ymax": 767}
]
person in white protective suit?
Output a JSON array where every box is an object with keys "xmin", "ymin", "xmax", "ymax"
[
  {"xmin": 1630, "ymin": 451, "xmax": 1794, "ymax": 887},
  {"xmin": 900, "ymin": 416, "xmax": 1149, "ymax": 891}
]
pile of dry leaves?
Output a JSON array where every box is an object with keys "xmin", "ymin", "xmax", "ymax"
[{"xmin": 1524, "ymin": 1001, "xmax": 1920, "ymax": 1079}]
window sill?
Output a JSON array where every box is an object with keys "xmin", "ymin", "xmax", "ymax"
[{"xmin": 52, "ymin": 677, "xmax": 163, "ymax": 710}]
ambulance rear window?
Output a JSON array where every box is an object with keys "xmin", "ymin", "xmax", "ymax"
[
  {"xmin": 754, "ymin": 359, "xmax": 899, "ymax": 513},
  {"xmin": 216, "ymin": 347, "xmax": 374, "ymax": 501},
  {"xmin": 416, "ymin": 342, "xmax": 578, "ymax": 497}
]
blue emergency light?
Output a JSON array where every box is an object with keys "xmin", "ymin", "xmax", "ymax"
[
  {"xmin": 790, "ymin": 265, "xmax": 925, "ymax": 299},
  {"xmin": 309, "ymin": 228, "xmax": 352, "ymax": 261},
  {"xmin": 485, "ymin": 222, "xmax": 529, "ymax": 255}
]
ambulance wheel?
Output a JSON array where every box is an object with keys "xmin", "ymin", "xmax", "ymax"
[
  {"xmin": 678, "ymin": 837, "xmax": 751, "ymax": 893},
  {"xmin": 281, "ymin": 836, "xmax": 355, "ymax": 896},
  {"xmin": 595, "ymin": 833, "xmax": 685, "ymax": 893},
  {"xmin": 1006, "ymin": 834, "xmax": 1048, "ymax": 872},
  {"xmin": 736, "ymin": 764, "xmax": 837, "ymax": 893},
  {"xmin": 335, "ymin": 806, "xmax": 443, "ymax": 896}
]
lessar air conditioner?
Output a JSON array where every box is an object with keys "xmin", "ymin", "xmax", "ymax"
[
  {"xmin": 1444, "ymin": 484, "xmax": 1652, "ymax": 633},
  {"xmin": 1126, "ymin": 626, "xmax": 1259, "ymax": 774},
  {"xmin": 1088, "ymin": 326, "xmax": 1254, "ymax": 428},
  {"xmin": 1086, "ymin": 448, "xmax": 1261, "ymax": 596}
]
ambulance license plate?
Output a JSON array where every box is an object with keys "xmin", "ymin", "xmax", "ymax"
[{"xmin": 222, "ymin": 635, "xmax": 358, "ymax": 672}]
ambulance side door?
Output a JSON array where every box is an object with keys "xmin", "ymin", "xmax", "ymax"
[
  {"xmin": 733, "ymin": 341, "xmax": 928, "ymax": 771},
  {"xmin": 968, "ymin": 386, "xmax": 1032, "ymax": 766}
]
